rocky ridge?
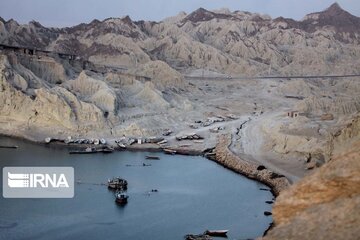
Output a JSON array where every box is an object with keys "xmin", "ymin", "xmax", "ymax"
[
  {"xmin": 0, "ymin": 52, "xmax": 189, "ymax": 140},
  {"xmin": 0, "ymin": 3, "xmax": 359, "ymax": 75},
  {"xmin": 0, "ymin": 4, "xmax": 359, "ymax": 239}
]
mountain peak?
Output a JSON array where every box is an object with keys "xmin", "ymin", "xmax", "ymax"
[
  {"xmin": 195, "ymin": 7, "xmax": 209, "ymax": 13},
  {"xmin": 6, "ymin": 18, "xmax": 19, "ymax": 25},
  {"xmin": 301, "ymin": 2, "xmax": 360, "ymax": 38},
  {"xmin": 319, "ymin": 2, "xmax": 360, "ymax": 23},
  {"xmin": 327, "ymin": 2, "xmax": 342, "ymax": 11},
  {"xmin": 182, "ymin": 7, "xmax": 234, "ymax": 23},
  {"xmin": 29, "ymin": 20, "xmax": 44, "ymax": 28},
  {"xmin": 122, "ymin": 15, "xmax": 133, "ymax": 24},
  {"xmin": 182, "ymin": 8, "xmax": 216, "ymax": 23},
  {"xmin": 304, "ymin": 2, "xmax": 352, "ymax": 20},
  {"xmin": 323, "ymin": 2, "xmax": 346, "ymax": 16}
]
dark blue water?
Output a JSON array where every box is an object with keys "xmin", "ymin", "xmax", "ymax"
[{"xmin": 0, "ymin": 137, "xmax": 273, "ymax": 240}]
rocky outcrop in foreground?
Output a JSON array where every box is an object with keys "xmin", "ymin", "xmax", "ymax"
[
  {"xmin": 214, "ymin": 134, "xmax": 289, "ymax": 196},
  {"xmin": 262, "ymin": 141, "xmax": 360, "ymax": 240}
]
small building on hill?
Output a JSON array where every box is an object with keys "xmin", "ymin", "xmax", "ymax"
[{"xmin": 287, "ymin": 111, "xmax": 300, "ymax": 118}]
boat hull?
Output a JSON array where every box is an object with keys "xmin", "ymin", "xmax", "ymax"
[
  {"xmin": 115, "ymin": 198, "xmax": 128, "ymax": 204},
  {"xmin": 204, "ymin": 230, "xmax": 228, "ymax": 237}
]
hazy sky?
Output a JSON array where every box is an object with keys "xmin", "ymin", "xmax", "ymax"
[{"xmin": 0, "ymin": 0, "xmax": 359, "ymax": 27}]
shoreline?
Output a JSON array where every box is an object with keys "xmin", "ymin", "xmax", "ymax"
[
  {"xmin": 213, "ymin": 134, "xmax": 290, "ymax": 197},
  {"xmin": 0, "ymin": 133, "xmax": 290, "ymax": 195},
  {"xmin": 0, "ymin": 132, "xmax": 289, "ymax": 236}
]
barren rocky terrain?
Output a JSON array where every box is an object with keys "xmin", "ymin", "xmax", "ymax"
[
  {"xmin": 262, "ymin": 139, "xmax": 360, "ymax": 240},
  {"xmin": 0, "ymin": 3, "xmax": 359, "ymax": 239}
]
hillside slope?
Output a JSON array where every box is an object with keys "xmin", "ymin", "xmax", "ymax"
[{"xmin": 1, "ymin": 3, "xmax": 359, "ymax": 76}]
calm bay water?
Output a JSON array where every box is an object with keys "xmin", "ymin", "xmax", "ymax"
[{"xmin": 0, "ymin": 137, "xmax": 273, "ymax": 240}]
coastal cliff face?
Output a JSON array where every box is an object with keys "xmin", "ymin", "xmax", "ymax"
[
  {"xmin": 0, "ymin": 53, "xmax": 190, "ymax": 140},
  {"xmin": 262, "ymin": 140, "xmax": 360, "ymax": 240}
]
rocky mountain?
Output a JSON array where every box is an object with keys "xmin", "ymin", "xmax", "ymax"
[
  {"xmin": 1, "ymin": 3, "xmax": 359, "ymax": 75},
  {"xmin": 301, "ymin": 3, "xmax": 360, "ymax": 38},
  {"xmin": 0, "ymin": 2, "xmax": 359, "ymax": 141},
  {"xmin": 0, "ymin": 4, "xmax": 359, "ymax": 239}
]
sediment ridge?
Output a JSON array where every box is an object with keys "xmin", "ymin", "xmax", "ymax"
[{"xmin": 214, "ymin": 134, "xmax": 290, "ymax": 196}]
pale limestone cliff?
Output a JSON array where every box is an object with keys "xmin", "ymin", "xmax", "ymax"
[
  {"xmin": 0, "ymin": 55, "xmax": 109, "ymax": 139},
  {"xmin": 128, "ymin": 60, "xmax": 186, "ymax": 91},
  {"xmin": 65, "ymin": 71, "xmax": 118, "ymax": 114},
  {"xmin": 0, "ymin": 50, "xmax": 194, "ymax": 140}
]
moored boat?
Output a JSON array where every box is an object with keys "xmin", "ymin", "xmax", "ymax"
[
  {"xmin": 69, "ymin": 147, "xmax": 96, "ymax": 154},
  {"xmin": 118, "ymin": 143, "xmax": 127, "ymax": 148},
  {"xmin": 97, "ymin": 147, "xmax": 114, "ymax": 153},
  {"xmin": 108, "ymin": 177, "xmax": 128, "ymax": 190},
  {"xmin": 69, "ymin": 146, "xmax": 114, "ymax": 154},
  {"xmin": 0, "ymin": 145, "xmax": 18, "ymax": 149},
  {"xmin": 163, "ymin": 148, "xmax": 176, "ymax": 155},
  {"xmin": 115, "ymin": 192, "xmax": 129, "ymax": 204},
  {"xmin": 204, "ymin": 230, "xmax": 228, "ymax": 237},
  {"xmin": 185, "ymin": 234, "xmax": 211, "ymax": 240},
  {"xmin": 145, "ymin": 155, "xmax": 160, "ymax": 160}
]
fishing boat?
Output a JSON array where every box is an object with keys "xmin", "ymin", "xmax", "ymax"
[
  {"xmin": 163, "ymin": 148, "xmax": 176, "ymax": 155},
  {"xmin": 69, "ymin": 147, "xmax": 96, "ymax": 154},
  {"xmin": 185, "ymin": 234, "xmax": 211, "ymax": 240},
  {"xmin": 145, "ymin": 155, "xmax": 160, "ymax": 160},
  {"xmin": 97, "ymin": 147, "xmax": 114, "ymax": 153},
  {"xmin": 115, "ymin": 192, "xmax": 129, "ymax": 204},
  {"xmin": 108, "ymin": 177, "xmax": 128, "ymax": 190},
  {"xmin": 69, "ymin": 146, "xmax": 113, "ymax": 154},
  {"xmin": 118, "ymin": 143, "xmax": 127, "ymax": 148},
  {"xmin": 0, "ymin": 145, "xmax": 18, "ymax": 149},
  {"xmin": 204, "ymin": 230, "xmax": 228, "ymax": 237}
]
